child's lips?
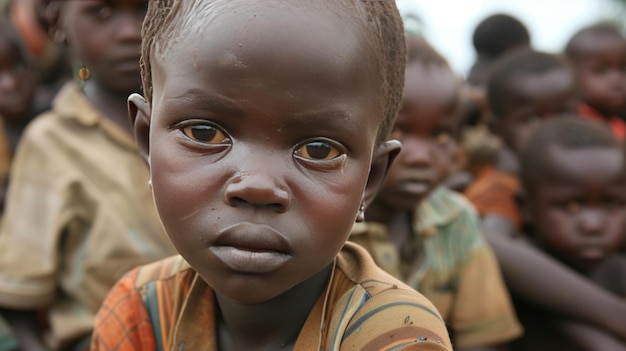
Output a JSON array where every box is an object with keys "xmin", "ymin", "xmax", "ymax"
[
  {"xmin": 210, "ymin": 223, "xmax": 292, "ymax": 274},
  {"xmin": 397, "ymin": 179, "xmax": 433, "ymax": 197}
]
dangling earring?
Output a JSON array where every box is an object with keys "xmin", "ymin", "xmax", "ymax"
[
  {"xmin": 147, "ymin": 179, "xmax": 152, "ymax": 189},
  {"xmin": 356, "ymin": 203, "xmax": 365, "ymax": 223},
  {"xmin": 78, "ymin": 66, "xmax": 91, "ymax": 81}
]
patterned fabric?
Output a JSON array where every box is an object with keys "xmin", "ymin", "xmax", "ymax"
[
  {"xmin": 578, "ymin": 103, "xmax": 626, "ymax": 141},
  {"xmin": 351, "ymin": 187, "xmax": 523, "ymax": 349},
  {"xmin": 464, "ymin": 165, "xmax": 522, "ymax": 227},
  {"xmin": 91, "ymin": 242, "xmax": 453, "ymax": 351},
  {"xmin": 0, "ymin": 82, "xmax": 176, "ymax": 350}
]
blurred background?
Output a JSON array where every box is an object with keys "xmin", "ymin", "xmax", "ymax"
[{"xmin": 396, "ymin": 0, "xmax": 626, "ymax": 77}]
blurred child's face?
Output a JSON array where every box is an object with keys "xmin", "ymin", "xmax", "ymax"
[
  {"xmin": 528, "ymin": 146, "xmax": 626, "ymax": 272},
  {"xmin": 574, "ymin": 33, "xmax": 626, "ymax": 117},
  {"xmin": 377, "ymin": 63, "xmax": 458, "ymax": 209},
  {"xmin": 58, "ymin": 0, "xmax": 146, "ymax": 94},
  {"xmin": 498, "ymin": 70, "xmax": 577, "ymax": 155},
  {"xmin": 0, "ymin": 35, "xmax": 36, "ymax": 121},
  {"xmin": 140, "ymin": 4, "xmax": 390, "ymax": 303}
]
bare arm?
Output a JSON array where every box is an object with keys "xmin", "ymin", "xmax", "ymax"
[
  {"xmin": 557, "ymin": 320, "xmax": 626, "ymax": 351},
  {"xmin": 482, "ymin": 216, "xmax": 626, "ymax": 340}
]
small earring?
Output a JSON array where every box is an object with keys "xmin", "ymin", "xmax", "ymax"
[
  {"xmin": 356, "ymin": 204, "xmax": 365, "ymax": 223},
  {"xmin": 148, "ymin": 179, "xmax": 152, "ymax": 189},
  {"xmin": 78, "ymin": 66, "xmax": 91, "ymax": 81}
]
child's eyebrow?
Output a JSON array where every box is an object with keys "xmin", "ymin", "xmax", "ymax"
[{"xmin": 163, "ymin": 89, "xmax": 244, "ymax": 118}]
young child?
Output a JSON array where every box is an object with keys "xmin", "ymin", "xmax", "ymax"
[
  {"xmin": 0, "ymin": 17, "xmax": 38, "ymax": 214},
  {"xmin": 465, "ymin": 48, "xmax": 578, "ymax": 236},
  {"xmin": 467, "ymin": 13, "xmax": 531, "ymax": 87},
  {"xmin": 91, "ymin": 1, "xmax": 452, "ymax": 351},
  {"xmin": 565, "ymin": 23, "xmax": 626, "ymax": 141},
  {"xmin": 0, "ymin": 1, "xmax": 175, "ymax": 350},
  {"xmin": 511, "ymin": 117, "xmax": 626, "ymax": 350},
  {"xmin": 351, "ymin": 35, "xmax": 522, "ymax": 350}
]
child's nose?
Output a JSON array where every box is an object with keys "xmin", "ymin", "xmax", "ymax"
[
  {"xmin": 577, "ymin": 209, "xmax": 606, "ymax": 236},
  {"xmin": 0, "ymin": 71, "xmax": 17, "ymax": 92},
  {"xmin": 400, "ymin": 137, "xmax": 433, "ymax": 167},
  {"xmin": 224, "ymin": 170, "xmax": 291, "ymax": 213}
]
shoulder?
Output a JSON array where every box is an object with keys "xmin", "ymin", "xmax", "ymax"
[
  {"xmin": 418, "ymin": 187, "xmax": 481, "ymax": 237},
  {"xmin": 335, "ymin": 244, "xmax": 452, "ymax": 350}
]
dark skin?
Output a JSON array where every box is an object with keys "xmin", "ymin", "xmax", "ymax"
[
  {"xmin": 368, "ymin": 62, "xmax": 457, "ymax": 265},
  {"xmin": 571, "ymin": 33, "xmax": 626, "ymax": 118},
  {"xmin": 2, "ymin": 1, "xmax": 147, "ymax": 350},
  {"xmin": 493, "ymin": 69, "xmax": 579, "ymax": 175},
  {"xmin": 129, "ymin": 2, "xmax": 399, "ymax": 350},
  {"xmin": 513, "ymin": 146, "xmax": 626, "ymax": 350},
  {"xmin": 367, "ymin": 63, "xmax": 506, "ymax": 351}
]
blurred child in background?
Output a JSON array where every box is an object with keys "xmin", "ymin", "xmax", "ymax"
[
  {"xmin": 467, "ymin": 49, "xmax": 578, "ymax": 236},
  {"xmin": 0, "ymin": 17, "xmax": 37, "ymax": 214},
  {"xmin": 467, "ymin": 13, "xmax": 531, "ymax": 87},
  {"xmin": 565, "ymin": 23, "xmax": 626, "ymax": 142},
  {"xmin": 351, "ymin": 35, "xmax": 522, "ymax": 351},
  {"xmin": 0, "ymin": 1, "xmax": 175, "ymax": 350},
  {"xmin": 511, "ymin": 117, "xmax": 626, "ymax": 351}
]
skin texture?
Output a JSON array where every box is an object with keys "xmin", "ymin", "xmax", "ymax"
[
  {"xmin": 0, "ymin": 33, "xmax": 36, "ymax": 124},
  {"xmin": 526, "ymin": 146, "xmax": 626, "ymax": 273},
  {"xmin": 2, "ymin": 1, "xmax": 146, "ymax": 350},
  {"xmin": 573, "ymin": 33, "xmax": 626, "ymax": 117},
  {"xmin": 130, "ymin": 3, "xmax": 399, "ymax": 350},
  {"xmin": 494, "ymin": 69, "xmax": 578, "ymax": 156}
]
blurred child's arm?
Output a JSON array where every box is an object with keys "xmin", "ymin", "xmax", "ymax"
[
  {"xmin": 0, "ymin": 309, "xmax": 46, "ymax": 351},
  {"xmin": 556, "ymin": 320, "xmax": 626, "ymax": 351},
  {"xmin": 483, "ymin": 229, "xmax": 626, "ymax": 340}
]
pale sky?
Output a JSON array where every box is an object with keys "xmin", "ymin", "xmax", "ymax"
[{"xmin": 396, "ymin": 0, "xmax": 622, "ymax": 77}]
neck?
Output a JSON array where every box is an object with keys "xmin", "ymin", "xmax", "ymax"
[
  {"xmin": 82, "ymin": 80, "xmax": 133, "ymax": 136},
  {"xmin": 216, "ymin": 264, "xmax": 332, "ymax": 351}
]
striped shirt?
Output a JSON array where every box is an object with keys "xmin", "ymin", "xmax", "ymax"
[
  {"xmin": 351, "ymin": 186, "xmax": 523, "ymax": 349},
  {"xmin": 91, "ymin": 242, "xmax": 453, "ymax": 351}
]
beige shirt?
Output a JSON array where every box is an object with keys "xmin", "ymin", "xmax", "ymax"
[{"xmin": 0, "ymin": 82, "xmax": 175, "ymax": 350}]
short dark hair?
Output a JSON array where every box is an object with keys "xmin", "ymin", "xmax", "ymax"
[
  {"xmin": 565, "ymin": 23, "xmax": 625, "ymax": 61},
  {"xmin": 520, "ymin": 117, "xmax": 619, "ymax": 192},
  {"xmin": 487, "ymin": 49, "xmax": 571, "ymax": 117},
  {"xmin": 141, "ymin": 0, "xmax": 406, "ymax": 144},
  {"xmin": 472, "ymin": 14, "xmax": 530, "ymax": 58}
]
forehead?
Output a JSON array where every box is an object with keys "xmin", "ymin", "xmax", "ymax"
[
  {"xmin": 403, "ymin": 63, "xmax": 458, "ymax": 105},
  {"xmin": 506, "ymin": 70, "xmax": 574, "ymax": 105},
  {"xmin": 575, "ymin": 32, "xmax": 626, "ymax": 59},
  {"xmin": 152, "ymin": 1, "xmax": 380, "ymax": 112},
  {"xmin": 544, "ymin": 145, "xmax": 625, "ymax": 185}
]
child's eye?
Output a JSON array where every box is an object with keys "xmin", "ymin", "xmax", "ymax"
[
  {"xmin": 436, "ymin": 132, "xmax": 451, "ymax": 145},
  {"xmin": 181, "ymin": 124, "xmax": 230, "ymax": 145},
  {"xmin": 294, "ymin": 141, "xmax": 342, "ymax": 160},
  {"xmin": 565, "ymin": 201, "xmax": 581, "ymax": 214}
]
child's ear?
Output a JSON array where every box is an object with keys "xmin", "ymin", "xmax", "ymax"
[
  {"xmin": 128, "ymin": 93, "xmax": 151, "ymax": 165},
  {"xmin": 361, "ymin": 139, "xmax": 402, "ymax": 209}
]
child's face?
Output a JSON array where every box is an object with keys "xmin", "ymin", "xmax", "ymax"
[
  {"xmin": 528, "ymin": 146, "xmax": 626, "ymax": 272},
  {"xmin": 0, "ymin": 36, "xmax": 35, "ymax": 121},
  {"xmin": 135, "ymin": 5, "xmax": 394, "ymax": 303},
  {"xmin": 377, "ymin": 63, "xmax": 458, "ymax": 209},
  {"xmin": 498, "ymin": 70, "xmax": 577, "ymax": 155},
  {"xmin": 574, "ymin": 34, "xmax": 626, "ymax": 116},
  {"xmin": 58, "ymin": 0, "xmax": 146, "ymax": 94}
]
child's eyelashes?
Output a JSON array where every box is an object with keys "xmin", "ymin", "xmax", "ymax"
[
  {"xmin": 294, "ymin": 139, "xmax": 347, "ymax": 170},
  {"xmin": 85, "ymin": 5, "xmax": 114, "ymax": 20},
  {"xmin": 177, "ymin": 121, "xmax": 231, "ymax": 146}
]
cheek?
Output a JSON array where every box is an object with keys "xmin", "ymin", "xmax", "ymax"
[
  {"xmin": 536, "ymin": 211, "xmax": 576, "ymax": 244},
  {"xmin": 605, "ymin": 211, "xmax": 626, "ymax": 248}
]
